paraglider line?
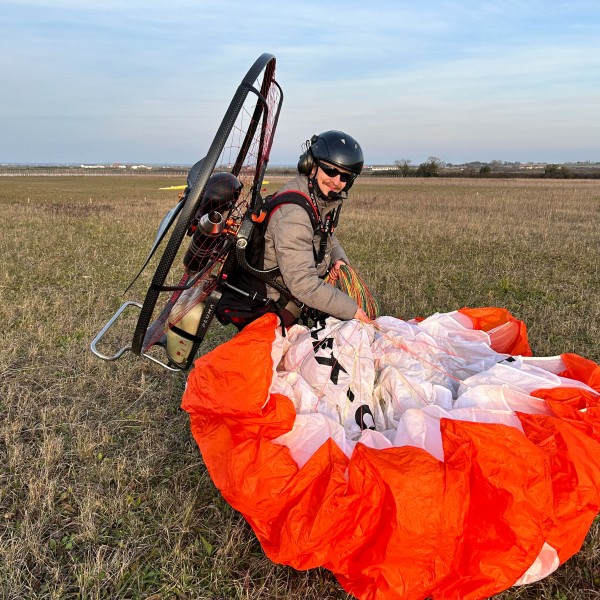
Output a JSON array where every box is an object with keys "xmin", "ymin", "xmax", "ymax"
[{"xmin": 371, "ymin": 321, "xmax": 470, "ymax": 389}]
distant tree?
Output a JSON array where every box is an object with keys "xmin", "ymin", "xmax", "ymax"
[
  {"xmin": 544, "ymin": 164, "xmax": 571, "ymax": 179},
  {"xmin": 479, "ymin": 165, "xmax": 491, "ymax": 175},
  {"xmin": 416, "ymin": 156, "xmax": 444, "ymax": 177},
  {"xmin": 394, "ymin": 158, "xmax": 414, "ymax": 177}
]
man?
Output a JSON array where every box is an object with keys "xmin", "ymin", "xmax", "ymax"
[{"xmin": 218, "ymin": 130, "xmax": 370, "ymax": 327}]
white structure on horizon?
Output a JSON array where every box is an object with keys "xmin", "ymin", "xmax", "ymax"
[{"xmin": 369, "ymin": 165, "xmax": 398, "ymax": 171}]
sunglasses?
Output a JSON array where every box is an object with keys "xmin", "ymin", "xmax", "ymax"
[{"xmin": 317, "ymin": 161, "xmax": 355, "ymax": 183}]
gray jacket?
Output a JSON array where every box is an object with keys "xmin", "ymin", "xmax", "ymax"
[{"xmin": 263, "ymin": 175, "xmax": 358, "ymax": 320}]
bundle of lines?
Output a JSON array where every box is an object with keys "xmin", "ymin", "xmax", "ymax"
[{"xmin": 326, "ymin": 264, "xmax": 381, "ymax": 320}]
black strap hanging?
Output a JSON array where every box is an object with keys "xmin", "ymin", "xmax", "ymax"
[{"xmin": 307, "ymin": 178, "xmax": 344, "ymax": 266}]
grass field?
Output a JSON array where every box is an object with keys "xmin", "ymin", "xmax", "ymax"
[{"xmin": 1, "ymin": 175, "xmax": 598, "ymax": 599}]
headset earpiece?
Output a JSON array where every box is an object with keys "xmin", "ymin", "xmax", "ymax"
[
  {"xmin": 297, "ymin": 138, "xmax": 316, "ymax": 175},
  {"xmin": 297, "ymin": 150, "xmax": 315, "ymax": 175}
]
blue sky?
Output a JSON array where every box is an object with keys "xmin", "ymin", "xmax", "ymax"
[{"xmin": 1, "ymin": 0, "xmax": 599, "ymax": 165}]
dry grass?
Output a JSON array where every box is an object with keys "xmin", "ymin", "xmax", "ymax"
[{"xmin": 0, "ymin": 175, "xmax": 598, "ymax": 599}]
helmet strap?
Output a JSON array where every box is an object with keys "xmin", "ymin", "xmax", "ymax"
[{"xmin": 307, "ymin": 176, "xmax": 321, "ymax": 203}]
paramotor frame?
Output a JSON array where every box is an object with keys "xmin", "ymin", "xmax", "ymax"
[{"xmin": 91, "ymin": 52, "xmax": 283, "ymax": 370}]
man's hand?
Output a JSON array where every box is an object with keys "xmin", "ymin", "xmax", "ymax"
[
  {"xmin": 353, "ymin": 306, "xmax": 371, "ymax": 323},
  {"xmin": 328, "ymin": 260, "xmax": 346, "ymax": 282}
]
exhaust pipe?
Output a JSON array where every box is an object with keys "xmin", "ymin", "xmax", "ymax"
[{"xmin": 199, "ymin": 211, "xmax": 224, "ymax": 236}]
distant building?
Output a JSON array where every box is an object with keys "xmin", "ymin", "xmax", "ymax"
[{"xmin": 369, "ymin": 165, "xmax": 398, "ymax": 171}]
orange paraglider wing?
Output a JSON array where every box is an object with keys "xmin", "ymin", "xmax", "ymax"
[{"xmin": 182, "ymin": 310, "xmax": 600, "ymax": 600}]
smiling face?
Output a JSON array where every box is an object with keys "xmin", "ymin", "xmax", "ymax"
[{"xmin": 313, "ymin": 160, "xmax": 354, "ymax": 197}]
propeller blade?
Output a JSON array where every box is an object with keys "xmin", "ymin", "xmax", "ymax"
[
  {"xmin": 123, "ymin": 201, "xmax": 186, "ymax": 295},
  {"xmin": 123, "ymin": 157, "xmax": 208, "ymax": 295}
]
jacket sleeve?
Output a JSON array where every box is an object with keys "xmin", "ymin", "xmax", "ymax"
[{"xmin": 268, "ymin": 205, "xmax": 358, "ymax": 320}]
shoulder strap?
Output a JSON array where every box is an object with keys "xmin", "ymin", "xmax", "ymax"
[
  {"xmin": 268, "ymin": 191, "xmax": 331, "ymax": 265},
  {"xmin": 262, "ymin": 190, "xmax": 321, "ymax": 232}
]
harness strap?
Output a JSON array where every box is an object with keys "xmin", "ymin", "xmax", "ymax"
[{"xmin": 264, "ymin": 190, "xmax": 341, "ymax": 266}]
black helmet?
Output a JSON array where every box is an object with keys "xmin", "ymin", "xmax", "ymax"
[
  {"xmin": 309, "ymin": 130, "xmax": 364, "ymax": 175},
  {"xmin": 201, "ymin": 172, "xmax": 243, "ymax": 213}
]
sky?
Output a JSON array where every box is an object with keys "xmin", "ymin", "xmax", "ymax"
[{"xmin": 1, "ymin": 0, "xmax": 599, "ymax": 166}]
